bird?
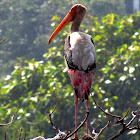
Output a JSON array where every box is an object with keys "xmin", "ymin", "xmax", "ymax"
[{"xmin": 48, "ymin": 4, "xmax": 96, "ymax": 139}]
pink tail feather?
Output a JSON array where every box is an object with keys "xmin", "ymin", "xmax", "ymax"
[{"xmin": 69, "ymin": 69, "xmax": 94, "ymax": 100}]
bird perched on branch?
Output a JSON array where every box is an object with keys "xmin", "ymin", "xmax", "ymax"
[{"xmin": 48, "ymin": 4, "xmax": 96, "ymax": 139}]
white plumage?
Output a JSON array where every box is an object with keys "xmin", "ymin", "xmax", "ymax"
[{"xmin": 70, "ymin": 32, "xmax": 96, "ymax": 71}]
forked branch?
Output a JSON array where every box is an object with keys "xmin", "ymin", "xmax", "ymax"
[
  {"xmin": 65, "ymin": 110, "xmax": 89, "ymax": 139},
  {"xmin": 92, "ymin": 96, "xmax": 140, "ymax": 140},
  {"xmin": 47, "ymin": 99, "xmax": 89, "ymax": 139},
  {"xmin": 47, "ymin": 99, "xmax": 60, "ymax": 131}
]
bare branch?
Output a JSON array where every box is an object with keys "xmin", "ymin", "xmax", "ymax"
[
  {"xmin": 91, "ymin": 96, "xmax": 140, "ymax": 140},
  {"xmin": 126, "ymin": 111, "xmax": 137, "ymax": 128},
  {"xmin": 0, "ymin": 105, "xmax": 19, "ymax": 127},
  {"xmin": 109, "ymin": 111, "xmax": 140, "ymax": 139},
  {"xmin": 137, "ymin": 111, "xmax": 139, "ymax": 128},
  {"xmin": 23, "ymin": 132, "xmax": 26, "ymax": 140},
  {"xmin": 92, "ymin": 96, "xmax": 121, "ymax": 119},
  {"xmin": 5, "ymin": 132, "xmax": 6, "ymax": 140},
  {"xmin": 0, "ymin": 38, "xmax": 6, "ymax": 44},
  {"xmin": 116, "ymin": 108, "xmax": 130, "ymax": 125},
  {"xmin": 65, "ymin": 110, "xmax": 89, "ymax": 139},
  {"xmin": 62, "ymin": 119, "xmax": 71, "ymax": 134},
  {"xmin": 46, "ymin": 99, "xmax": 89, "ymax": 139},
  {"xmin": 47, "ymin": 99, "xmax": 60, "ymax": 131},
  {"xmin": 18, "ymin": 128, "xmax": 22, "ymax": 140},
  {"xmin": 30, "ymin": 97, "xmax": 140, "ymax": 140},
  {"xmin": 92, "ymin": 121, "xmax": 110, "ymax": 140}
]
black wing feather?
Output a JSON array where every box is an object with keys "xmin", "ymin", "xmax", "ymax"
[{"xmin": 91, "ymin": 38, "xmax": 95, "ymax": 45}]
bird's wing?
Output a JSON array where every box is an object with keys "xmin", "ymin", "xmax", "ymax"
[
  {"xmin": 64, "ymin": 35, "xmax": 78, "ymax": 70},
  {"xmin": 64, "ymin": 33, "xmax": 96, "ymax": 72}
]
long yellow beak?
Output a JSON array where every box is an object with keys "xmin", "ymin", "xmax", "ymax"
[{"xmin": 48, "ymin": 11, "xmax": 73, "ymax": 45}]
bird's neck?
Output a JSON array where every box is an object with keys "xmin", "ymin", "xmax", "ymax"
[
  {"xmin": 71, "ymin": 19, "xmax": 81, "ymax": 32},
  {"xmin": 71, "ymin": 11, "xmax": 86, "ymax": 33}
]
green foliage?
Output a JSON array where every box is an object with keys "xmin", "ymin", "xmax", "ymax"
[
  {"xmin": 0, "ymin": 46, "xmax": 73, "ymax": 138},
  {"xmin": 90, "ymin": 0, "xmax": 125, "ymax": 18},
  {"xmin": 84, "ymin": 13, "xmax": 140, "ymax": 139},
  {"xmin": 0, "ymin": 0, "xmax": 125, "ymax": 78},
  {"xmin": 0, "ymin": 0, "xmax": 140, "ymax": 139},
  {"xmin": 0, "ymin": 12, "xmax": 140, "ymax": 139}
]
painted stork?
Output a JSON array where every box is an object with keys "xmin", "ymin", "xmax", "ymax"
[{"xmin": 48, "ymin": 4, "xmax": 96, "ymax": 139}]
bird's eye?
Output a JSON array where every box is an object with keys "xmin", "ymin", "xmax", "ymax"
[{"xmin": 72, "ymin": 8, "xmax": 74, "ymax": 11}]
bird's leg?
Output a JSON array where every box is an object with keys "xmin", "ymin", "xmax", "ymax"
[
  {"xmin": 75, "ymin": 94, "xmax": 78, "ymax": 139},
  {"xmin": 85, "ymin": 99, "xmax": 89, "ymax": 134}
]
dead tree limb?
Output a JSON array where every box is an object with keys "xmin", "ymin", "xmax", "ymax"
[
  {"xmin": 47, "ymin": 99, "xmax": 60, "ymax": 131},
  {"xmin": 30, "ymin": 97, "xmax": 139, "ymax": 140},
  {"xmin": 92, "ymin": 96, "xmax": 140, "ymax": 140},
  {"xmin": 65, "ymin": 110, "xmax": 89, "ymax": 139},
  {"xmin": 46, "ymin": 99, "xmax": 89, "ymax": 139},
  {"xmin": 109, "ymin": 110, "xmax": 140, "ymax": 140},
  {"xmin": 0, "ymin": 105, "xmax": 19, "ymax": 127}
]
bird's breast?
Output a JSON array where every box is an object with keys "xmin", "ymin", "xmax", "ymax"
[{"xmin": 69, "ymin": 32, "xmax": 96, "ymax": 71}]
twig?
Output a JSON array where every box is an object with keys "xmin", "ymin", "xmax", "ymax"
[
  {"xmin": 92, "ymin": 96, "xmax": 140, "ymax": 140},
  {"xmin": 47, "ymin": 99, "xmax": 60, "ymax": 131},
  {"xmin": 23, "ymin": 132, "xmax": 26, "ymax": 140},
  {"xmin": 18, "ymin": 128, "xmax": 22, "ymax": 140},
  {"xmin": 92, "ymin": 96, "xmax": 121, "ymax": 119},
  {"xmin": 92, "ymin": 124, "xmax": 100, "ymax": 134},
  {"xmin": 126, "ymin": 111, "xmax": 137, "ymax": 128},
  {"xmin": 62, "ymin": 119, "xmax": 71, "ymax": 134},
  {"xmin": 94, "ymin": 123, "xmax": 109, "ymax": 140},
  {"xmin": 47, "ymin": 99, "xmax": 89, "ymax": 139},
  {"xmin": 0, "ymin": 38, "xmax": 6, "ymax": 44},
  {"xmin": 116, "ymin": 108, "xmax": 130, "ymax": 125},
  {"xmin": 65, "ymin": 110, "xmax": 89, "ymax": 139},
  {"xmin": 0, "ymin": 105, "xmax": 19, "ymax": 127},
  {"xmin": 5, "ymin": 132, "xmax": 6, "ymax": 140},
  {"xmin": 137, "ymin": 111, "xmax": 139, "ymax": 128},
  {"xmin": 109, "ymin": 111, "xmax": 140, "ymax": 139}
]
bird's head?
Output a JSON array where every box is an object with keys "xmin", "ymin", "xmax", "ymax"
[{"xmin": 48, "ymin": 4, "xmax": 86, "ymax": 45}]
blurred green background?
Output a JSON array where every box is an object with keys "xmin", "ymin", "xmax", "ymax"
[{"xmin": 0, "ymin": 0, "xmax": 139, "ymax": 139}]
